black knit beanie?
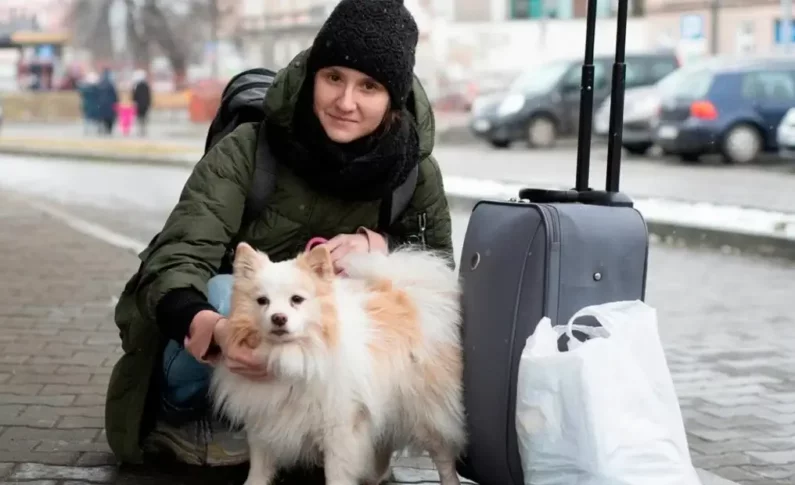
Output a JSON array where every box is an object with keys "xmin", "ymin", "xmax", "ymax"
[{"xmin": 306, "ymin": 0, "xmax": 419, "ymax": 109}]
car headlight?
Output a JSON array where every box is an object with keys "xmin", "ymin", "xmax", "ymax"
[{"xmin": 497, "ymin": 94, "xmax": 525, "ymax": 117}]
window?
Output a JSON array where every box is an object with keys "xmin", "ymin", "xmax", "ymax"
[
  {"xmin": 511, "ymin": 0, "xmax": 570, "ymax": 19},
  {"xmin": 670, "ymin": 69, "xmax": 714, "ymax": 99},
  {"xmin": 625, "ymin": 56, "xmax": 679, "ymax": 88},
  {"xmin": 741, "ymin": 70, "xmax": 795, "ymax": 101},
  {"xmin": 561, "ymin": 61, "xmax": 608, "ymax": 90},
  {"xmin": 510, "ymin": 60, "xmax": 573, "ymax": 94}
]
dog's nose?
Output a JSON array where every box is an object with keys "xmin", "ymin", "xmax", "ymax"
[{"xmin": 271, "ymin": 313, "xmax": 288, "ymax": 327}]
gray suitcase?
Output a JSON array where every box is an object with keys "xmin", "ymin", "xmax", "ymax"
[{"xmin": 455, "ymin": 0, "xmax": 649, "ymax": 483}]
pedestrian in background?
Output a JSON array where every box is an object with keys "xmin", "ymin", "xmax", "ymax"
[
  {"xmin": 78, "ymin": 71, "xmax": 100, "ymax": 134},
  {"xmin": 131, "ymin": 69, "xmax": 152, "ymax": 137},
  {"xmin": 96, "ymin": 68, "xmax": 119, "ymax": 135}
]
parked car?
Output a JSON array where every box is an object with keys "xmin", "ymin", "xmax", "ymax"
[
  {"xmin": 469, "ymin": 50, "xmax": 679, "ymax": 149},
  {"xmin": 653, "ymin": 57, "xmax": 795, "ymax": 164},
  {"xmin": 594, "ymin": 57, "xmax": 729, "ymax": 155},
  {"xmin": 777, "ymin": 107, "xmax": 795, "ymax": 159}
]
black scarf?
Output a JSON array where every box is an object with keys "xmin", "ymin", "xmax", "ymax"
[{"xmin": 265, "ymin": 83, "xmax": 420, "ymax": 202}]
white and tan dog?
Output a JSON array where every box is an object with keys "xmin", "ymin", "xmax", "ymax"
[{"xmin": 210, "ymin": 242, "xmax": 466, "ymax": 485}]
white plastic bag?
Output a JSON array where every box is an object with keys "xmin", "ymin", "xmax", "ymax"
[{"xmin": 515, "ymin": 300, "xmax": 701, "ymax": 485}]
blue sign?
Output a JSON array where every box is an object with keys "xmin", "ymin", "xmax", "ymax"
[
  {"xmin": 680, "ymin": 14, "xmax": 704, "ymax": 40},
  {"xmin": 773, "ymin": 19, "xmax": 795, "ymax": 44},
  {"xmin": 36, "ymin": 44, "xmax": 53, "ymax": 60}
]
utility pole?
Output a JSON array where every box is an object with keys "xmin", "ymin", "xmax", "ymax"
[
  {"xmin": 783, "ymin": 0, "xmax": 793, "ymax": 52},
  {"xmin": 709, "ymin": 0, "xmax": 720, "ymax": 55}
]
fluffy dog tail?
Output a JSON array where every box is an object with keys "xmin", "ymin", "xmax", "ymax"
[{"xmin": 341, "ymin": 247, "xmax": 462, "ymax": 345}]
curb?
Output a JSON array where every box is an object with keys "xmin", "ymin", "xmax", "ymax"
[
  {"xmin": 0, "ymin": 144, "xmax": 199, "ymax": 169},
  {"xmin": 443, "ymin": 177, "xmax": 795, "ymax": 262},
  {"xmin": 4, "ymin": 145, "xmax": 795, "ymax": 262}
]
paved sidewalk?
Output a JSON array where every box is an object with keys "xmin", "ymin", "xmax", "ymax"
[
  {"xmin": 0, "ymin": 193, "xmax": 476, "ymax": 484},
  {"xmin": 2, "ymin": 190, "xmax": 791, "ymax": 485}
]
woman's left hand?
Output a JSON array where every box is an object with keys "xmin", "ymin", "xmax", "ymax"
[{"xmin": 325, "ymin": 230, "xmax": 387, "ymax": 271}]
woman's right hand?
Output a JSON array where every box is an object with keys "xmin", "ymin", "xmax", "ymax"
[{"xmin": 211, "ymin": 317, "xmax": 271, "ymax": 381}]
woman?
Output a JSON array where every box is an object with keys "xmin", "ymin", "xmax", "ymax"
[{"xmin": 104, "ymin": 0, "xmax": 454, "ymax": 474}]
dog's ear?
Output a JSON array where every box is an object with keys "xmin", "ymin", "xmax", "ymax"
[
  {"xmin": 304, "ymin": 244, "xmax": 334, "ymax": 280},
  {"xmin": 233, "ymin": 242, "xmax": 267, "ymax": 279}
]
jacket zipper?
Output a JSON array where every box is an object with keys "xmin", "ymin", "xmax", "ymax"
[{"xmin": 418, "ymin": 212, "xmax": 427, "ymax": 248}]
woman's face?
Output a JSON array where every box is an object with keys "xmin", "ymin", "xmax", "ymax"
[{"xmin": 313, "ymin": 66, "xmax": 390, "ymax": 143}]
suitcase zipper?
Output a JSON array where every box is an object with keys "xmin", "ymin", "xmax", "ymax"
[
  {"xmin": 543, "ymin": 206, "xmax": 560, "ymax": 243},
  {"xmin": 516, "ymin": 198, "xmax": 560, "ymax": 243}
]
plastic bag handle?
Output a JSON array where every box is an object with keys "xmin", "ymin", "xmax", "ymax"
[{"xmin": 562, "ymin": 303, "xmax": 636, "ymax": 346}]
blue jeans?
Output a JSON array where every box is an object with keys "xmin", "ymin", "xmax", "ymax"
[{"xmin": 160, "ymin": 274, "xmax": 234, "ymax": 421}]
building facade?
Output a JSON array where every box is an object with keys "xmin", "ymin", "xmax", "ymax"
[{"xmin": 643, "ymin": 0, "xmax": 794, "ymax": 57}]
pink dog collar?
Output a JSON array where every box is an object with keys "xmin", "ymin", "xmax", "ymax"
[
  {"xmin": 305, "ymin": 237, "xmax": 328, "ymax": 252},
  {"xmin": 304, "ymin": 237, "xmax": 347, "ymax": 276}
]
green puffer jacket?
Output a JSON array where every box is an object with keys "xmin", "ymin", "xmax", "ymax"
[{"xmin": 105, "ymin": 51, "xmax": 453, "ymax": 464}]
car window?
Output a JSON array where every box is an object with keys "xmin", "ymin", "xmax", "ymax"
[
  {"xmin": 669, "ymin": 69, "xmax": 714, "ymax": 99},
  {"xmin": 741, "ymin": 69, "xmax": 795, "ymax": 101},
  {"xmin": 510, "ymin": 60, "xmax": 573, "ymax": 95},
  {"xmin": 626, "ymin": 56, "xmax": 679, "ymax": 88},
  {"xmin": 562, "ymin": 61, "xmax": 608, "ymax": 90}
]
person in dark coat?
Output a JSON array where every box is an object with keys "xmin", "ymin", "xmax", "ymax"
[
  {"xmin": 96, "ymin": 68, "xmax": 119, "ymax": 135},
  {"xmin": 78, "ymin": 71, "xmax": 100, "ymax": 134},
  {"xmin": 131, "ymin": 70, "xmax": 152, "ymax": 136}
]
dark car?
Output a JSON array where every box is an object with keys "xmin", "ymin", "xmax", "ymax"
[
  {"xmin": 469, "ymin": 51, "xmax": 679, "ymax": 149},
  {"xmin": 653, "ymin": 57, "xmax": 795, "ymax": 164}
]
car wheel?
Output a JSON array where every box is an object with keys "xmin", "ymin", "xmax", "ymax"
[
  {"xmin": 721, "ymin": 123, "xmax": 761, "ymax": 164},
  {"xmin": 680, "ymin": 153, "xmax": 701, "ymax": 163},
  {"xmin": 623, "ymin": 142, "xmax": 653, "ymax": 156},
  {"xmin": 527, "ymin": 115, "xmax": 557, "ymax": 149},
  {"xmin": 489, "ymin": 139, "xmax": 511, "ymax": 149}
]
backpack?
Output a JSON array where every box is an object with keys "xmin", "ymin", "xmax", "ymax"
[{"xmin": 165, "ymin": 68, "xmax": 418, "ymax": 273}]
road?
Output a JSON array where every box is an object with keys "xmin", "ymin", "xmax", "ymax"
[
  {"xmin": 1, "ymin": 154, "xmax": 795, "ymax": 484},
  {"xmin": 434, "ymin": 144, "xmax": 795, "ymax": 213}
]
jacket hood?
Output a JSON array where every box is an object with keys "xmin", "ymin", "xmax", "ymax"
[{"xmin": 263, "ymin": 49, "xmax": 436, "ymax": 159}]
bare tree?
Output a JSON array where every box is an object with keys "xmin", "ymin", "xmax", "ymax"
[
  {"xmin": 140, "ymin": 0, "xmax": 237, "ymax": 87},
  {"xmin": 67, "ymin": 0, "xmax": 116, "ymax": 64},
  {"xmin": 124, "ymin": 0, "xmax": 151, "ymax": 68},
  {"xmin": 67, "ymin": 0, "xmax": 237, "ymax": 87}
]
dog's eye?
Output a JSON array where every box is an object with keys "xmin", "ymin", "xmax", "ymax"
[
  {"xmin": 257, "ymin": 296, "xmax": 269, "ymax": 306},
  {"xmin": 291, "ymin": 295, "xmax": 305, "ymax": 305}
]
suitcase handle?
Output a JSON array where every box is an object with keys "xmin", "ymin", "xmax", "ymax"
[
  {"xmin": 521, "ymin": 0, "xmax": 632, "ymax": 207},
  {"xmin": 575, "ymin": 0, "xmax": 629, "ymax": 193},
  {"xmin": 518, "ymin": 188, "xmax": 633, "ymax": 207}
]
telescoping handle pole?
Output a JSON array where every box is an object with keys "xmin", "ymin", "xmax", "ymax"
[
  {"xmin": 605, "ymin": 0, "xmax": 629, "ymax": 193},
  {"xmin": 574, "ymin": 0, "xmax": 599, "ymax": 192}
]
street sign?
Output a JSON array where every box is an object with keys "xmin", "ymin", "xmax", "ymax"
[
  {"xmin": 774, "ymin": 19, "xmax": 795, "ymax": 44},
  {"xmin": 680, "ymin": 14, "xmax": 704, "ymax": 40}
]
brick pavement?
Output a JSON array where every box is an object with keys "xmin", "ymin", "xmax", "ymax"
[
  {"xmin": 0, "ymin": 193, "xmax": 475, "ymax": 484},
  {"xmin": 2, "ymin": 190, "xmax": 794, "ymax": 485}
]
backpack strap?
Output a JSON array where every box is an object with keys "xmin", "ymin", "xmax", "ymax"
[
  {"xmin": 376, "ymin": 164, "xmax": 419, "ymax": 232},
  {"xmin": 242, "ymin": 121, "xmax": 277, "ymax": 228},
  {"xmin": 219, "ymin": 122, "xmax": 277, "ymax": 274},
  {"xmin": 391, "ymin": 165, "xmax": 418, "ymax": 225}
]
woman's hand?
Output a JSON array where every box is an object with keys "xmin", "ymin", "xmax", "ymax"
[
  {"xmin": 212, "ymin": 317, "xmax": 270, "ymax": 381},
  {"xmin": 325, "ymin": 229, "xmax": 388, "ymax": 272},
  {"xmin": 185, "ymin": 310, "xmax": 269, "ymax": 380},
  {"xmin": 184, "ymin": 309, "xmax": 222, "ymax": 363}
]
